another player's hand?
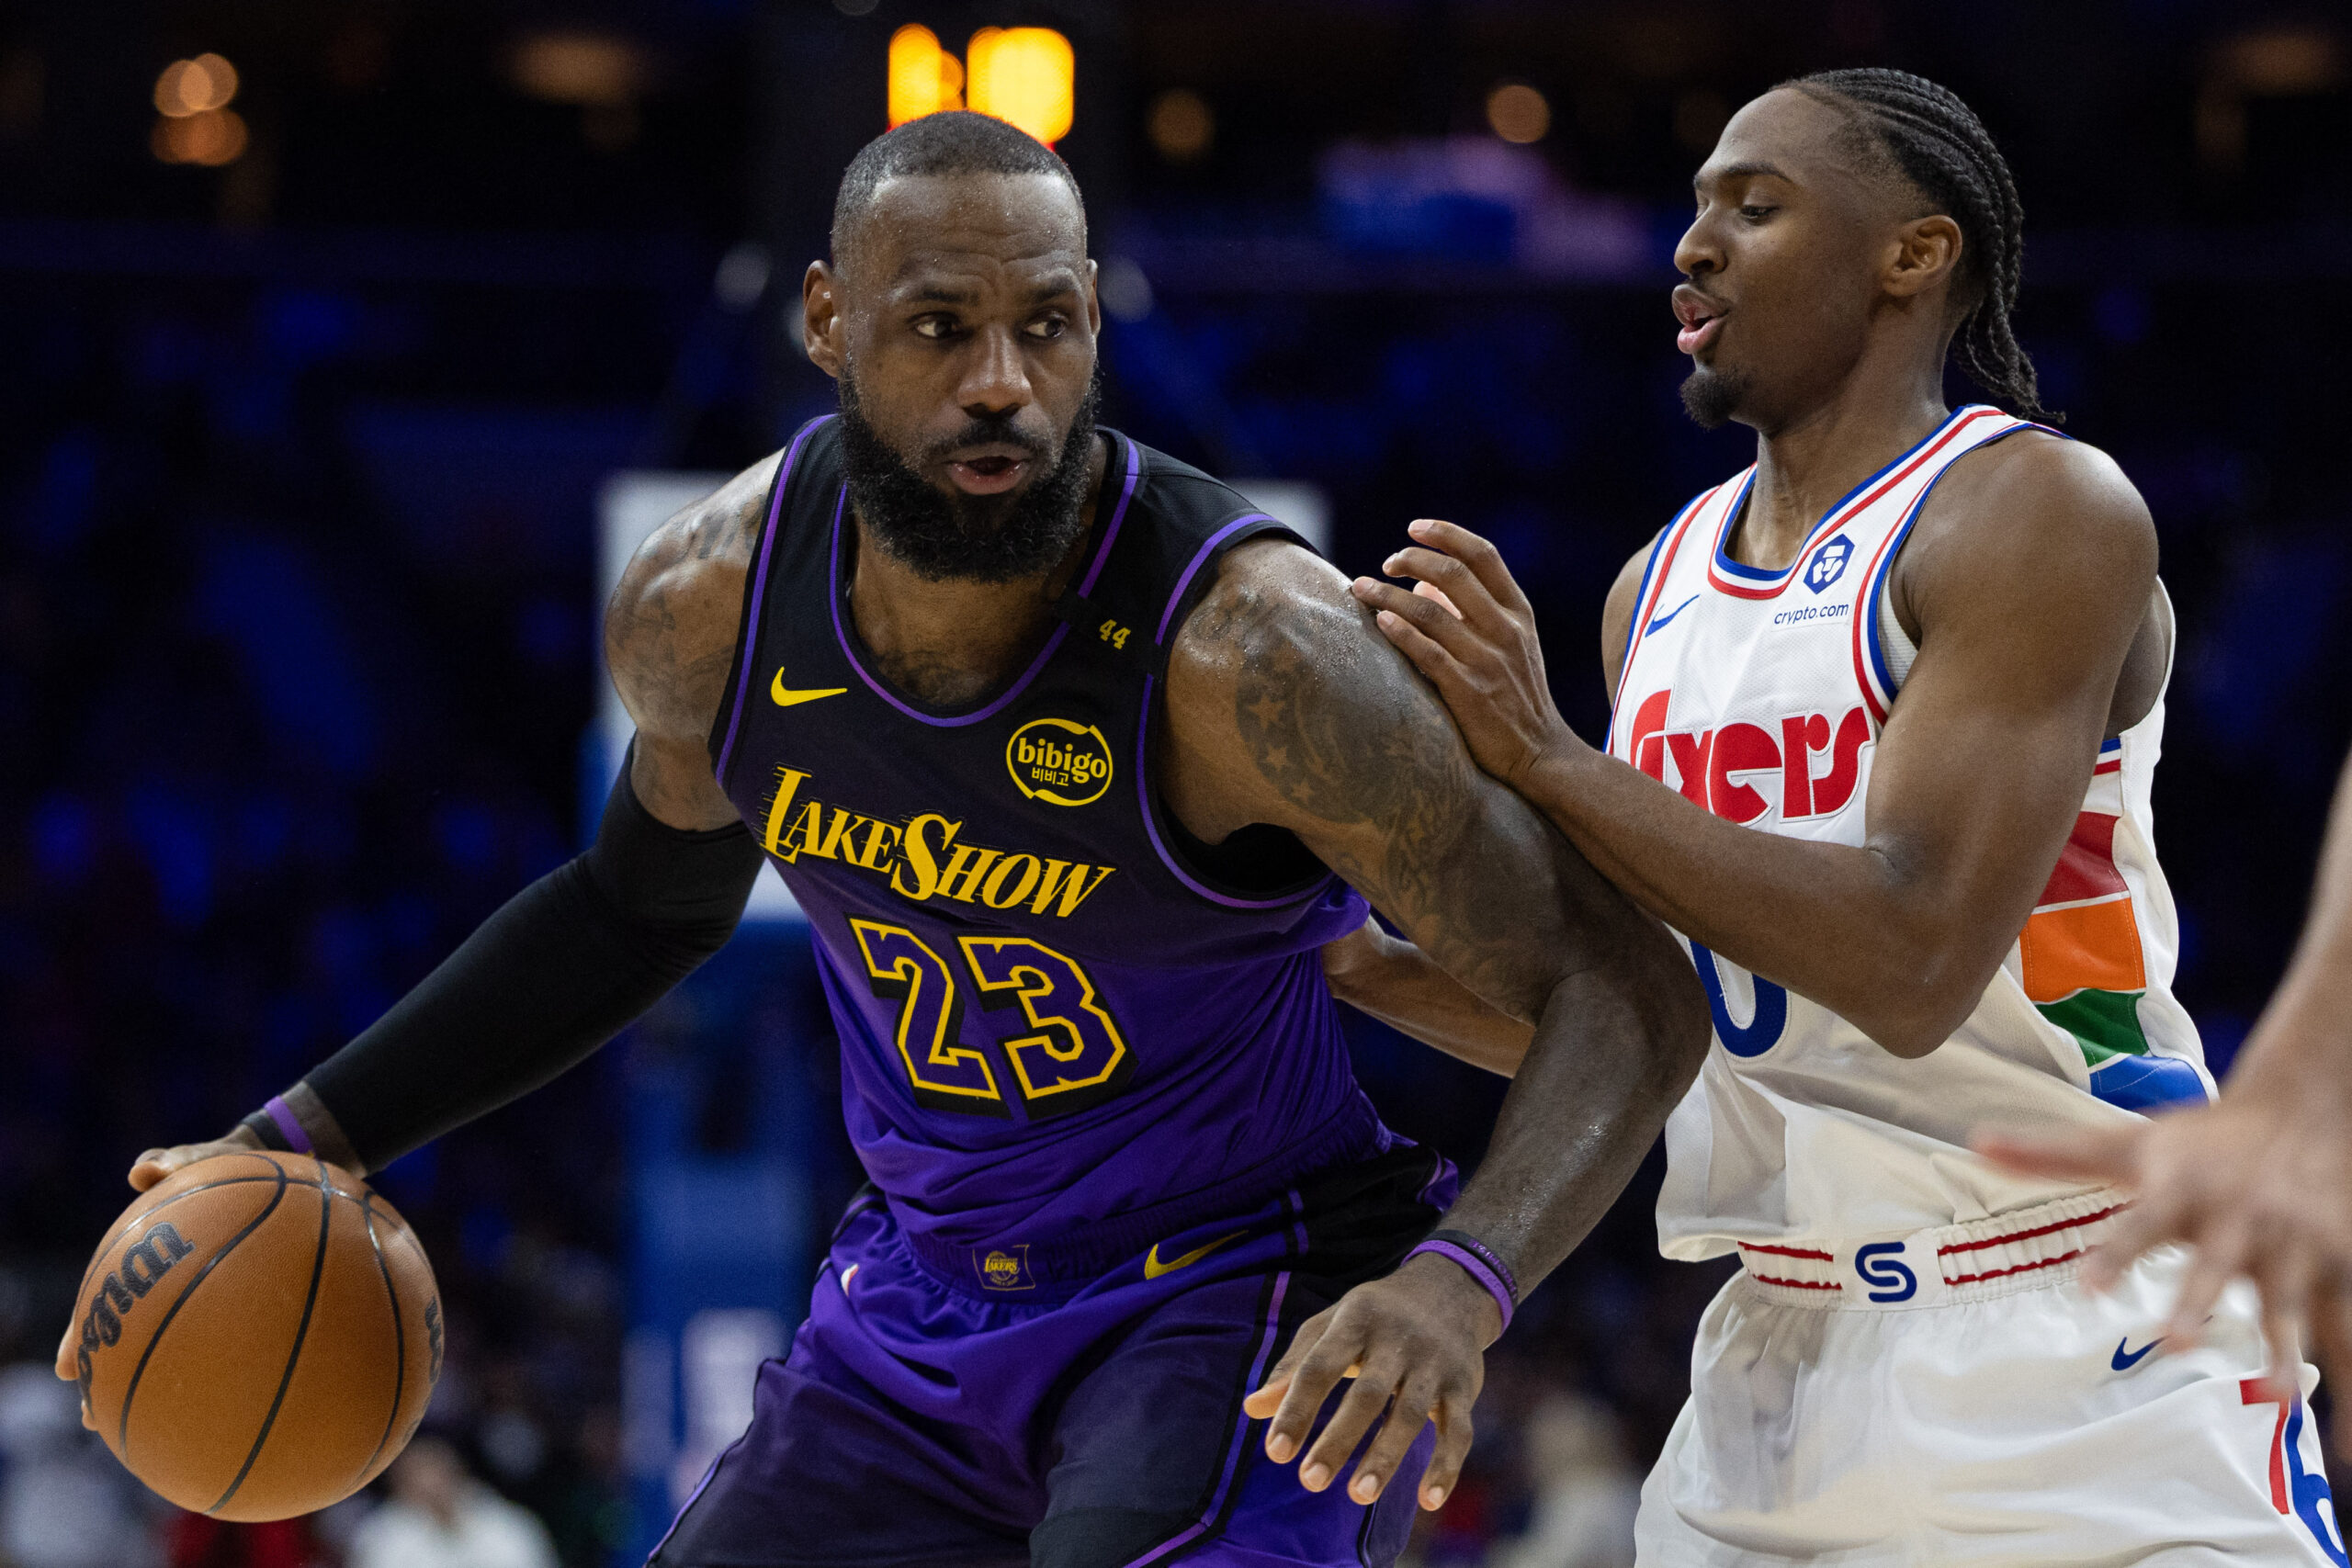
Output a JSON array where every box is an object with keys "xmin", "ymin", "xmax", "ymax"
[
  {"xmin": 1242, "ymin": 1250, "xmax": 1499, "ymax": 1512},
  {"xmin": 1975, "ymin": 1067, "xmax": 2352, "ymax": 1434},
  {"xmin": 1350, "ymin": 520, "xmax": 1576, "ymax": 794},
  {"xmin": 53, "ymin": 1127, "xmax": 265, "ymax": 1386}
]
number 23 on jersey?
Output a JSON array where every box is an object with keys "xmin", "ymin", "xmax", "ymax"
[{"xmin": 848, "ymin": 919, "xmax": 1136, "ymax": 1121}]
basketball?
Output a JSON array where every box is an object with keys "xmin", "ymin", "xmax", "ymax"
[{"xmin": 70, "ymin": 1150, "xmax": 441, "ymax": 1521}]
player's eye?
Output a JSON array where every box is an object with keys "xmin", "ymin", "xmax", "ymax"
[
  {"xmin": 1740, "ymin": 205, "xmax": 1776, "ymax": 223},
  {"xmin": 1023, "ymin": 314, "xmax": 1069, "ymax": 340},
  {"xmin": 911, "ymin": 315, "xmax": 961, "ymax": 341}
]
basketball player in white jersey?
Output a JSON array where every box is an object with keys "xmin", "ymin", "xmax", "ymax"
[{"xmin": 1306, "ymin": 67, "xmax": 2345, "ymax": 1564}]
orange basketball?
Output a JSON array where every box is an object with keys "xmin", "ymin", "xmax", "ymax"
[{"xmin": 71, "ymin": 1149, "xmax": 441, "ymax": 1521}]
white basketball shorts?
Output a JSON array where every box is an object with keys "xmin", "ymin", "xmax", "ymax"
[{"xmin": 1636, "ymin": 1192, "xmax": 2345, "ymax": 1566}]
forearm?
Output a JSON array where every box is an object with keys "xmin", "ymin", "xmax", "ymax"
[
  {"xmin": 1516, "ymin": 744, "xmax": 1966, "ymax": 1052},
  {"xmin": 1435, "ymin": 925, "xmax": 1708, "ymax": 1292},
  {"xmin": 300, "ymin": 863, "xmax": 708, "ymax": 1169},
  {"xmin": 258, "ymin": 766, "xmax": 762, "ymax": 1172},
  {"xmin": 1327, "ymin": 927, "xmax": 1533, "ymax": 1077}
]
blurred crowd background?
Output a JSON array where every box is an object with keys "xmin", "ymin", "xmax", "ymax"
[{"xmin": 2, "ymin": 1, "xmax": 2348, "ymax": 1564}]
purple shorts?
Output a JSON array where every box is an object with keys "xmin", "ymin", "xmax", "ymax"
[{"xmin": 650, "ymin": 1144, "xmax": 1458, "ymax": 1568}]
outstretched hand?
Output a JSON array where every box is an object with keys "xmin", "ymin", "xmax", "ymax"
[
  {"xmin": 1975, "ymin": 1076, "xmax": 2352, "ymax": 1438},
  {"xmin": 1242, "ymin": 1251, "xmax": 1499, "ymax": 1512},
  {"xmin": 1349, "ymin": 520, "xmax": 1577, "ymax": 793}
]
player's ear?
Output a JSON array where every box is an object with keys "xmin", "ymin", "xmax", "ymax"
[
  {"xmin": 1884, "ymin": 214, "xmax": 1962, "ymax": 302},
  {"xmin": 804, "ymin": 261, "xmax": 845, "ymax": 378},
  {"xmin": 1083, "ymin": 258, "xmax": 1102, "ymax": 337}
]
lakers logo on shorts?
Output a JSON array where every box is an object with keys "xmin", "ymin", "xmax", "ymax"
[
  {"xmin": 975, "ymin": 1245, "xmax": 1035, "ymax": 1292},
  {"xmin": 1006, "ymin": 718, "xmax": 1114, "ymax": 807}
]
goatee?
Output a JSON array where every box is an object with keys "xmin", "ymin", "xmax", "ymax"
[
  {"xmin": 1679, "ymin": 363, "xmax": 1754, "ymax": 430},
  {"xmin": 838, "ymin": 362, "xmax": 1102, "ymax": 583}
]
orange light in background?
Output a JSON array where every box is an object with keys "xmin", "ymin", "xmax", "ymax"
[
  {"xmin": 512, "ymin": 31, "xmax": 644, "ymax": 107},
  {"xmin": 1148, "ymin": 88, "xmax": 1212, "ymax": 163},
  {"xmin": 966, "ymin": 27, "xmax": 1072, "ymax": 145},
  {"xmin": 888, "ymin": 24, "xmax": 964, "ymax": 126},
  {"xmin": 1486, "ymin": 82, "xmax": 1550, "ymax": 144},
  {"xmin": 153, "ymin": 53, "xmax": 238, "ymax": 118},
  {"xmin": 152, "ymin": 107, "xmax": 247, "ymax": 165}
]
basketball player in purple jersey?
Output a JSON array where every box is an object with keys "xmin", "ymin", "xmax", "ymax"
[{"xmin": 76, "ymin": 114, "xmax": 1707, "ymax": 1567}]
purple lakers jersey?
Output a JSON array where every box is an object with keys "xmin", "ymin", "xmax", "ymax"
[{"xmin": 707, "ymin": 418, "xmax": 1382, "ymax": 1287}]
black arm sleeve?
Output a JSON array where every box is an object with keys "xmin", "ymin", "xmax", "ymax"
[{"xmin": 299, "ymin": 759, "xmax": 764, "ymax": 1172}]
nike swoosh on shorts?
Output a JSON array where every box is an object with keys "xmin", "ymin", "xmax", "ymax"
[{"xmin": 1144, "ymin": 1231, "xmax": 1245, "ymax": 1280}]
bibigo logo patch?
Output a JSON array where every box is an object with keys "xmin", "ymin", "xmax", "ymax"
[{"xmin": 1006, "ymin": 717, "xmax": 1114, "ymax": 807}]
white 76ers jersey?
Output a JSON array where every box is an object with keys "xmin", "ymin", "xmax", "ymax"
[{"xmin": 1611, "ymin": 404, "xmax": 2213, "ymax": 1259}]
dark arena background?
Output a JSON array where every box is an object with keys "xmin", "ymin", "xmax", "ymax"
[{"xmin": 2, "ymin": 3, "xmax": 2346, "ymax": 1564}]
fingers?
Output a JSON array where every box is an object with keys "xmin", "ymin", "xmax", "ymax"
[
  {"xmin": 1242, "ymin": 1301, "xmax": 1329, "ymax": 1421},
  {"xmin": 1403, "ymin": 520, "xmax": 1533, "ymax": 619},
  {"xmin": 2162, "ymin": 1216, "xmax": 2250, "ymax": 1349},
  {"xmin": 1971, "ymin": 1125, "xmax": 2141, "ymax": 1186},
  {"xmin": 1374, "ymin": 547, "xmax": 1514, "ymax": 639},
  {"xmin": 1250, "ymin": 1309, "xmax": 1359, "ymax": 1465},
  {"xmin": 1352, "ymin": 576, "xmax": 1474, "ymax": 667},
  {"xmin": 1364, "ymin": 597, "xmax": 1470, "ymax": 695},
  {"xmin": 1337, "ymin": 1371, "xmax": 1437, "ymax": 1505},
  {"xmin": 1298, "ymin": 1362, "xmax": 1402, "ymax": 1495},
  {"xmin": 129, "ymin": 1140, "xmax": 245, "ymax": 1192},
  {"xmin": 2254, "ymin": 1247, "xmax": 2313, "ymax": 1403},
  {"xmin": 129, "ymin": 1145, "xmax": 200, "ymax": 1192},
  {"xmin": 1412, "ymin": 581, "xmax": 1464, "ymax": 619},
  {"xmin": 1418, "ymin": 1391, "xmax": 1476, "ymax": 1510},
  {"xmin": 128, "ymin": 1148, "xmax": 175, "ymax": 1191}
]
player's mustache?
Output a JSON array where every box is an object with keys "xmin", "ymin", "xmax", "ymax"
[{"xmin": 918, "ymin": 415, "xmax": 1054, "ymax": 468}]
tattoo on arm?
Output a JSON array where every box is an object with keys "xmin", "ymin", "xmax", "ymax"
[
  {"xmin": 1213, "ymin": 570, "xmax": 1595, "ymax": 1021},
  {"xmin": 1176, "ymin": 546, "xmax": 1710, "ymax": 1292}
]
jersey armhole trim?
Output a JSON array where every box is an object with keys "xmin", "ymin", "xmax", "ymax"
[
  {"xmin": 1605, "ymin": 485, "xmax": 1716, "ymax": 753},
  {"xmin": 1135, "ymin": 672, "xmax": 1341, "ymax": 910},
  {"xmin": 1142, "ymin": 515, "xmax": 1345, "ymax": 909},
  {"xmin": 1851, "ymin": 416, "xmax": 2039, "ymax": 721},
  {"xmin": 708, "ymin": 417, "xmax": 827, "ymax": 789}
]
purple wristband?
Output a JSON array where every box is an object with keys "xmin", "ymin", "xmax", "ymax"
[
  {"xmin": 263, "ymin": 1095, "xmax": 313, "ymax": 1156},
  {"xmin": 1408, "ymin": 1238, "xmax": 1515, "ymax": 1335}
]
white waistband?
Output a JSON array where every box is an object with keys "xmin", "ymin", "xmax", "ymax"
[{"xmin": 1734, "ymin": 1190, "xmax": 2128, "ymax": 1310}]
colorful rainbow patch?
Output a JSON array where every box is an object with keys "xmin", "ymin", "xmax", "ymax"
[{"xmin": 2019, "ymin": 810, "xmax": 2206, "ymax": 1111}]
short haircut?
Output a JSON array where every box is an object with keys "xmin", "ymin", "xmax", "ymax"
[{"xmin": 830, "ymin": 111, "xmax": 1087, "ymax": 276}]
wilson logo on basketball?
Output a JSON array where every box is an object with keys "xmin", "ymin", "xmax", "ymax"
[
  {"xmin": 75, "ymin": 1223, "xmax": 194, "ymax": 1379},
  {"xmin": 76, "ymin": 1150, "xmax": 442, "ymax": 1523},
  {"xmin": 1006, "ymin": 718, "xmax": 1114, "ymax": 807}
]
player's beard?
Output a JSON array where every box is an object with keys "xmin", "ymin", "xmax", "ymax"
[
  {"xmin": 838, "ymin": 360, "xmax": 1102, "ymax": 584},
  {"xmin": 1679, "ymin": 362, "xmax": 1755, "ymax": 430}
]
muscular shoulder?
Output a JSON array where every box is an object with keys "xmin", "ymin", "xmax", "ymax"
[
  {"xmin": 1162, "ymin": 538, "xmax": 1442, "ymax": 841},
  {"xmin": 1169, "ymin": 538, "xmax": 1366, "ymax": 696},
  {"xmin": 1903, "ymin": 431, "xmax": 2155, "ymax": 619},
  {"xmin": 604, "ymin": 451, "xmax": 782, "ymax": 746}
]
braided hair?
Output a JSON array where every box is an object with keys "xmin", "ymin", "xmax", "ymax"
[{"xmin": 1789, "ymin": 68, "xmax": 2058, "ymax": 423}]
